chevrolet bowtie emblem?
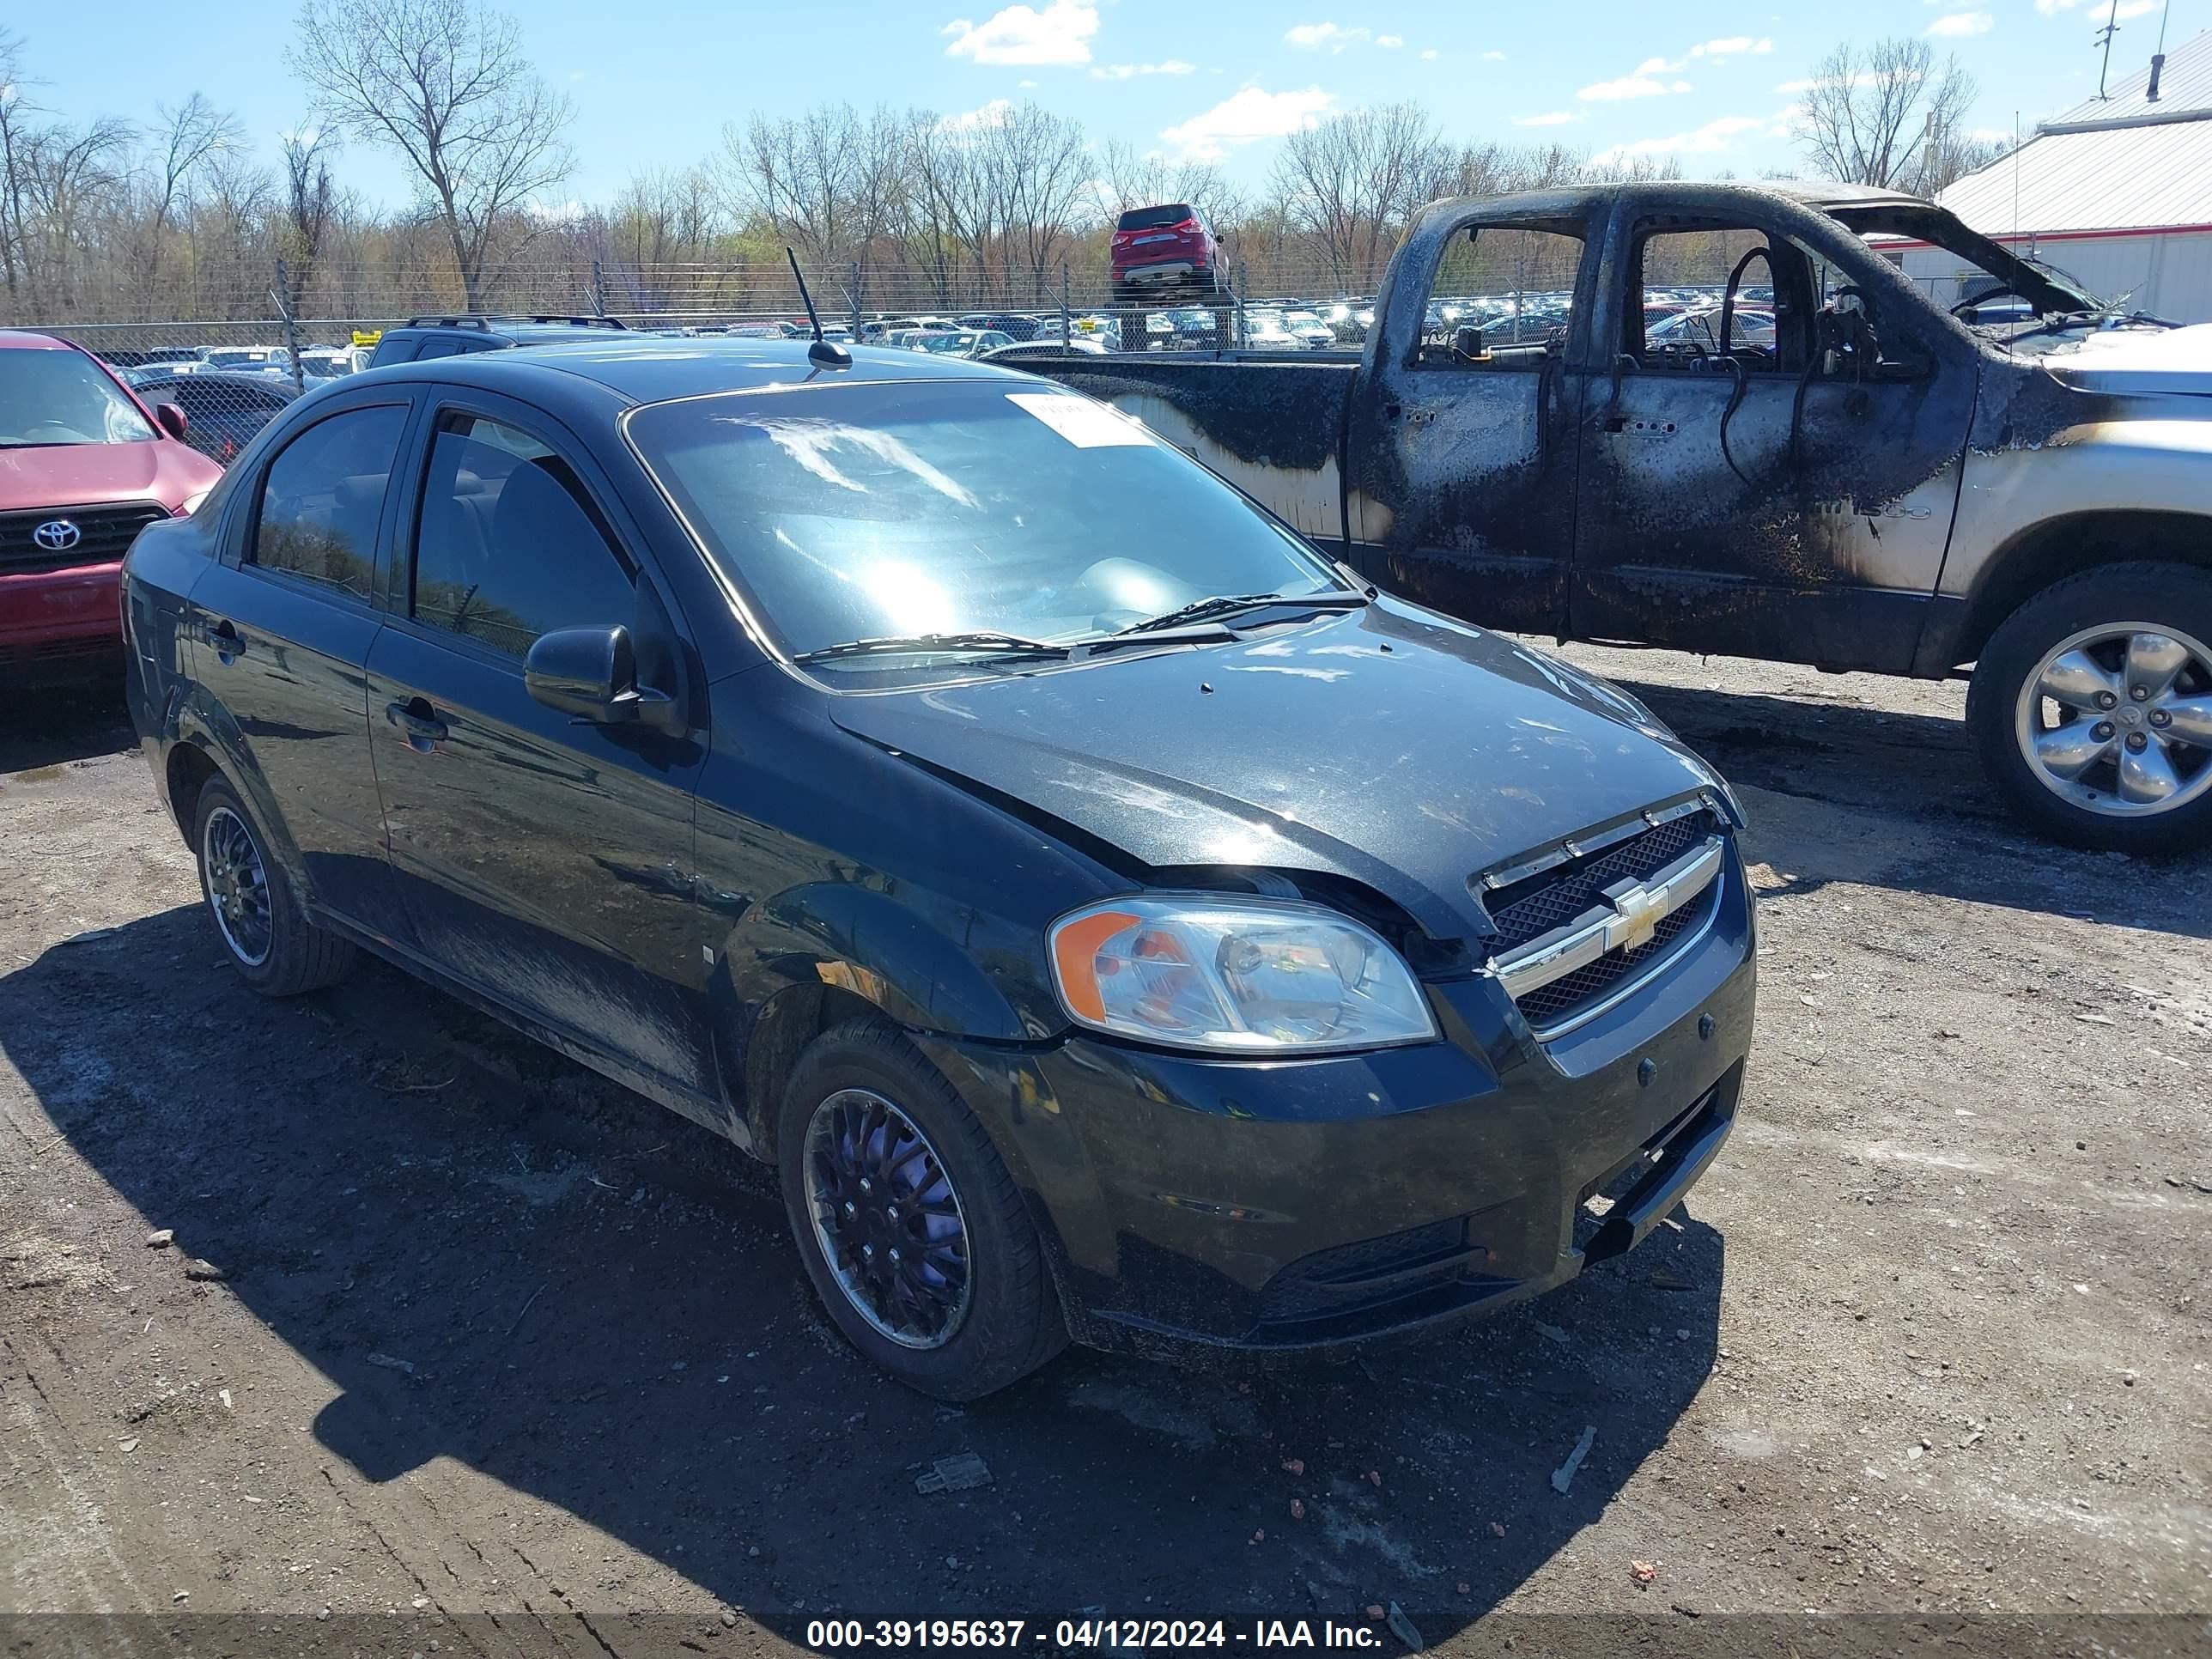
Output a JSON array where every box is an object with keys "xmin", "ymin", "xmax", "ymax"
[{"xmin": 1604, "ymin": 884, "xmax": 1668, "ymax": 953}]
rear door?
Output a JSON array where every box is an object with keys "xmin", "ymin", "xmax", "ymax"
[
  {"xmin": 1346, "ymin": 202, "xmax": 1595, "ymax": 635},
  {"xmin": 183, "ymin": 388, "xmax": 417, "ymax": 943},
  {"xmin": 363, "ymin": 391, "xmax": 714, "ymax": 1100}
]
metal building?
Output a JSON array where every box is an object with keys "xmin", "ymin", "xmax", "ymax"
[{"xmin": 1894, "ymin": 30, "xmax": 2212, "ymax": 322}]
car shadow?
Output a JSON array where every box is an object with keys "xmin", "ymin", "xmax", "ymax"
[
  {"xmin": 1613, "ymin": 674, "xmax": 2212, "ymax": 941},
  {"xmin": 3, "ymin": 907, "xmax": 1724, "ymax": 1639},
  {"xmin": 0, "ymin": 680, "xmax": 133, "ymax": 774}
]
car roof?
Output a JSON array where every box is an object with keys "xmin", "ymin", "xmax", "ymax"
[
  {"xmin": 0, "ymin": 330, "xmax": 81, "ymax": 352},
  {"xmin": 415, "ymin": 337, "xmax": 1027, "ymax": 404}
]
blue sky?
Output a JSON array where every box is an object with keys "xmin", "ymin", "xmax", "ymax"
[{"xmin": 18, "ymin": 0, "xmax": 2193, "ymax": 207}]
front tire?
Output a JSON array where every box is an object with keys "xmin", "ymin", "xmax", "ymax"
[
  {"xmin": 778, "ymin": 1018, "xmax": 1066, "ymax": 1400},
  {"xmin": 1966, "ymin": 561, "xmax": 2212, "ymax": 853},
  {"xmin": 192, "ymin": 776, "xmax": 356, "ymax": 994}
]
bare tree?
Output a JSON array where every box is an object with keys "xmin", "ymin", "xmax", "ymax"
[
  {"xmin": 289, "ymin": 0, "xmax": 574, "ymax": 307},
  {"xmin": 132, "ymin": 94, "xmax": 244, "ymax": 313},
  {"xmin": 723, "ymin": 104, "xmax": 909, "ymax": 301},
  {"xmin": 279, "ymin": 125, "xmax": 339, "ymax": 303},
  {"xmin": 1270, "ymin": 103, "xmax": 1449, "ymax": 290},
  {"xmin": 1791, "ymin": 38, "xmax": 1978, "ymax": 194}
]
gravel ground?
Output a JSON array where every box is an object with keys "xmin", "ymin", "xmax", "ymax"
[{"xmin": 1, "ymin": 647, "xmax": 2207, "ymax": 1657}]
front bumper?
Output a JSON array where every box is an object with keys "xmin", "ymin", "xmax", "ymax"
[
  {"xmin": 918, "ymin": 853, "xmax": 1756, "ymax": 1357},
  {"xmin": 0, "ymin": 562, "xmax": 124, "ymax": 682}
]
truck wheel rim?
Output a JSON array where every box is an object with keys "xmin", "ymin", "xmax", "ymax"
[
  {"xmin": 803, "ymin": 1088, "xmax": 972, "ymax": 1350},
  {"xmin": 2014, "ymin": 621, "xmax": 2212, "ymax": 818},
  {"xmin": 202, "ymin": 805, "xmax": 272, "ymax": 967}
]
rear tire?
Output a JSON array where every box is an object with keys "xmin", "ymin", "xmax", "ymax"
[
  {"xmin": 778, "ymin": 1018, "xmax": 1066, "ymax": 1400},
  {"xmin": 192, "ymin": 775, "xmax": 356, "ymax": 995},
  {"xmin": 1966, "ymin": 561, "xmax": 2212, "ymax": 853}
]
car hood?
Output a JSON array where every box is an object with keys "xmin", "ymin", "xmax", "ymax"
[
  {"xmin": 827, "ymin": 600, "xmax": 1730, "ymax": 945},
  {"xmin": 0, "ymin": 436, "xmax": 217, "ymax": 515},
  {"xmin": 2043, "ymin": 322, "xmax": 2212, "ymax": 398}
]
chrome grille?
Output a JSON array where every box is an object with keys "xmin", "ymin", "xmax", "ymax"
[
  {"xmin": 1483, "ymin": 809, "xmax": 1713, "ymax": 955},
  {"xmin": 0, "ymin": 501, "xmax": 168, "ymax": 574},
  {"xmin": 1510, "ymin": 883, "xmax": 1717, "ymax": 1030},
  {"xmin": 1480, "ymin": 800, "xmax": 1728, "ymax": 1038}
]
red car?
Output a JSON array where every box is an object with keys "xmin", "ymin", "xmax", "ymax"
[
  {"xmin": 1110, "ymin": 203, "xmax": 1226, "ymax": 301},
  {"xmin": 0, "ymin": 331, "xmax": 222, "ymax": 685}
]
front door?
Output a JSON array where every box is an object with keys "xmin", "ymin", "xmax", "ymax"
[
  {"xmin": 182, "ymin": 393, "xmax": 416, "ymax": 944},
  {"xmin": 1347, "ymin": 205, "xmax": 1595, "ymax": 635},
  {"xmin": 363, "ymin": 393, "xmax": 714, "ymax": 1102},
  {"xmin": 1571, "ymin": 201, "xmax": 1977, "ymax": 672}
]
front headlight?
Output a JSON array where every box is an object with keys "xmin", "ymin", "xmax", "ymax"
[{"xmin": 1048, "ymin": 896, "xmax": 1437, "ymax": 1054}]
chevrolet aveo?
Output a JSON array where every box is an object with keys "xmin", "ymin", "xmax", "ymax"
[{"xmin": 122, "ymin": 337, "xmax": 1757, "ymax": 1398}]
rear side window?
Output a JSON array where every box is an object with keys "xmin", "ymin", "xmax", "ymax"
[
  {"xmin": 250, "ymin": 405, "xmax": 408, "ymax": 599},
  {"xmin": 368, "ymin": 337, "xmax": 418, "ymax": 368},
  {"xmin": 1117, "ymin": 204, "xmax": 1194, "ymax": 233},
  {"xmin": 410, "ymin": 412, "xmax": 635, "ymax": 658},
  {"xmin": 410, "ymin": 337, "xmax": 474, "ymax": 362}
]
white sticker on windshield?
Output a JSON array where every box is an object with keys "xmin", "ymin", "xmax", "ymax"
[{"xmin": 1005, "ymin": 392, "xmax": 1155, "ymax": 448}]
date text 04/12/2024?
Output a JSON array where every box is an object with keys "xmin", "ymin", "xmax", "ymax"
[{"xmin": 805, "ymin": 1621, "xmax": 1386, "ymax": 1650}]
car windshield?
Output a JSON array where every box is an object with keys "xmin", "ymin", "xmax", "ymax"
[
  {"xmin": 626, "ymin": 380, "xmax": 1340, "ymax": 671},
  {"xmin": 0, "ymin": 349, "xmax": 159, "ymax": 446}
]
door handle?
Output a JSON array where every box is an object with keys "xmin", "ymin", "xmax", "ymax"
[
  {"xmin": 385, "ymin": 697, "xmax": 449, "ymax": 751},
  {"xmin": 205, "ymin": 619, "xmax": 244, "ymax": 662}
]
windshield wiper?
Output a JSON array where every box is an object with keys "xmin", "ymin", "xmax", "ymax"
[
  {"xmin": 1115, "ymin": 589, "xmax": 1371, "ymax": 636},
  {"xmin": 793, "ymin": 630, "xmax": 1072, "ymax": 665}
]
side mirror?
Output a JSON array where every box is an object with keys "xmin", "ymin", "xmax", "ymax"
[
  {"xmin": 525, "ymin": 624, "xmax": 678, "ymax": 732},
  {"xmin": 153, "ymin": 401, "xmax": 190, "ymax": 441},
  {"xmin": 1452, "ymin": 325, "xmax": 1486, "ymax": 362}
]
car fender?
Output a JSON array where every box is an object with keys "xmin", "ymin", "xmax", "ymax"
[
  {"xmin": 1946, "ymin": 417, "xmax": 2212, "ymax": 600},
  {"xmin": 172, "ymin": 684, "xmax": 309, "ymax": 889}
]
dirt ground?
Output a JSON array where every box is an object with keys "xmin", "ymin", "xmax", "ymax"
[{"xmin": 2, "ymin": 646, "xmax": 2208, "ymax": 1657}]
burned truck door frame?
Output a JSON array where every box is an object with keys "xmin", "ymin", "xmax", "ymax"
[
  {"xmin": 1346, "ymin": 191, "xmax": 1600, "ymax": 636},
  {"xmin": 1568, "ymin": 185, "xmax": 1981, "ymax": 673}
]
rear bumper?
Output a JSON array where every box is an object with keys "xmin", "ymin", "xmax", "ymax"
[
  {"xmin": 0, "ymin": 562, "xmax": 124, "ymax": 682},
  {"xmin": 918, "ymin": 854, "xmax": 1758, "ymax": 1358},
  {"xmin": 1114, "ymin": 260, "xmax": 1204, "ymax": 285}
]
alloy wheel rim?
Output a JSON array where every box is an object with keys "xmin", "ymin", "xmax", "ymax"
[
  {"xmin": 802, "ymin": 1088, "xmax": 972, "ymax": 1350},
  {"xmin": 2014, "ymin": 622, "xmax": 2212, "ymax": 818},
  {"xmin": 202, "ymin": 805, "xmax": 273, "ymax": 966}
]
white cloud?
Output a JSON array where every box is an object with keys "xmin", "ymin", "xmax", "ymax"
[
  {"xmin": 1772, "ymin": 76, "xmax": 1815, "ymax": 94},
  {"xmin": 1579, "ymin": 72, "xmax": 1687, "ymax": 100},
  {"xmin": 2034, "ymin": 0, "xmax": 2086, "ymax": 12},
  {"xmin": 1634, "ymin": 56, "xmax": 1686, "ymax": 75},
  {"xmin": 1689, "ymin": 35, "xmax": 1772, "ymax": 57},
  {"xmin": 1161, "ymin": 85, "xmax": 1336, "ymax": 161},
  {"xmin": 939, "ymin": 98, "xmax": 1017, "ymax": 132},
  {"xmin": 1376, "ymin": 33, "xmax": 1403, "ymax": 47},
  {"xmin": 1286, "ymin": 21, "xmax": 1367, "ymax": 50},
  {"xmin": 941, "ymin": 3, "xmax": 1097, "ymax": 66},
  {"xmin": 1480, "ymin": 49, "xmax": 1505, "ymax": 61},
  {"xmin": 1593, "ymin": 112, "xmax": 1767, "ymax": 161},
  {"xmin": 1091, "ymin": 59, "xmax": 1195, "ymax": 79},
  {"xmin": 2116, "ymin": 0, "xmax": 2157, "ymax": 15},
  {"xmin": 1422, "ymin": 48, "xmax": 1441, "ymax": 60},
  {"xmin": 1927, "ymin": 10, "xmax": 1993, "ymax": 37},
  {"xmin": 1514, "ymin": 111, "xmax": 1577, "ymax": 126}
]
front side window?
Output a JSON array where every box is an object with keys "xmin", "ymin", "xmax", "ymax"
[
  {"xmin": 410, "ymin": 412, "xmax": 635, "ymax": 659},
  {"xmin": 0, "ymin": 349, "xmax": 159, "ymax": 447},
  {"xmin": 625, "ymin": 380, "xmax": 1341, "ymax": 671},
  {"xmin": 251, "ymin": 404, "xmax": 408, "ymax": 599}
]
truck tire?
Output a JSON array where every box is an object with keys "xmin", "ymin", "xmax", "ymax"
[
  {"xmin": 778, "ymin": 1018, "xmax": 1066, "ymax": 1400},
  {"xmin": 191, "ymin": 776, "xmax": 357, "ymax": 994},
  {"xmin": 1966, "ymin": 561, "xmax": 2212, "ymax": 853}
]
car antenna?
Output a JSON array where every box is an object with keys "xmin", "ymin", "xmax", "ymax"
[{"xmin": 787, "ymin": 249, "xmax": 850, "ymax": 368}]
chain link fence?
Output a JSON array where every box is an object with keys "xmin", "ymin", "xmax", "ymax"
[{"xmin": 27, "ymin": 252, "xmax": 1771, "ymax": 469}]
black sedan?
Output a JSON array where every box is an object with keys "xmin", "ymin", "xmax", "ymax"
[
  {"xmin": 120, "ymin": 338, "xmax": 1755, "ymax": 1398},
  {"xmin": 121, "ymin": 368, "xmax": 301, "ymax": 465}
]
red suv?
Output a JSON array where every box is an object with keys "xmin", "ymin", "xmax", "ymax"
[
  {"xmin": 1110, "ymin": 203, "xmax": 1226, "ymax": 301},
  {"xmin": 0, "ymin": 331, "xmax": 222, "ymax": 685}
]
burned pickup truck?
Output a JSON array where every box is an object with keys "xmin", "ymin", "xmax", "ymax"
[{"xmin": 1027, "ymin": 182, "xmax": 2212, "ymax": 853}]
